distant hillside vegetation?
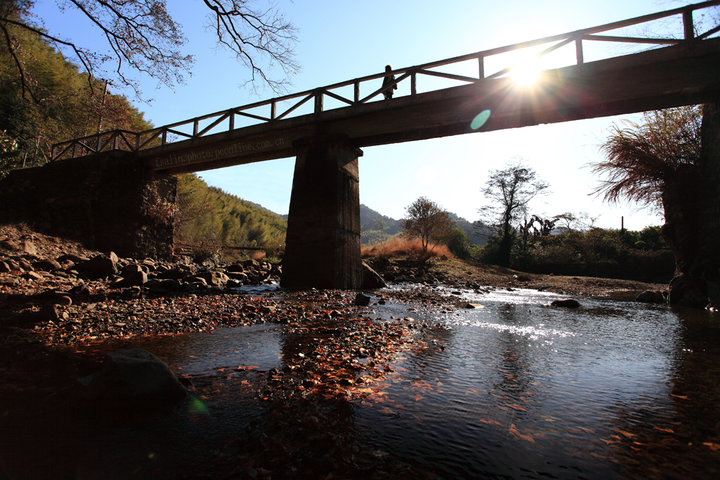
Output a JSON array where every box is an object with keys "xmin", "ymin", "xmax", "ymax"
[
  {"xmin": 360, "ymin": 204, "xmax": 490, "ymax": 246},
  {"xmin": 175, "ymin": 174, "xmax": 287, "ymax": 256}
]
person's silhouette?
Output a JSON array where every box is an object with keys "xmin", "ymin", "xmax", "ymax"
[{"xmin": 382, "ymin": 64, "xmax": 397, "ymax": 100}]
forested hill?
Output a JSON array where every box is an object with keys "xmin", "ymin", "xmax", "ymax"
[
  {"xmin": 175, "ymin": 174, "xmax": 287, "ymax": 253},
  {"xmin": 361, "ymin": 204, "xmax": 491, "ymax": 246},
  {"xmin": 0, "ymin": 22, "xmax": 151, "ymax": 174}
]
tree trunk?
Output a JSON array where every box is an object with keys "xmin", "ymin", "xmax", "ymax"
[{"xmin": 665, "ymin": 102, "xmax": 720, "ymax": 309}]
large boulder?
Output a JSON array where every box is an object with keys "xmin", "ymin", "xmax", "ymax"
[
  {"xmin": 551, "ymin": 298, "xmax": 581, "ymax": 308},
  {"xmin": 77, "ymin": 252, "xmax": 118, "ymax": 278},
  {"xmin": 80, "ymin": 349, "xmax": 186, "ymax": 408},
  {"xmin": 195, "ymin": 270, "xmax": 229, "ymax": 287},
  {"xmin": 119, "ymin": 264, "xmax": 148, "ymax": 286},
  {"xmin": 636, "ymin": 290, "xmax": 666, "ymax": 304}
]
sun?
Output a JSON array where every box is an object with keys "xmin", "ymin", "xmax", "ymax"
[{"xmin": 511, "ymin": 59, "xmax": 541, "ymax": 87}]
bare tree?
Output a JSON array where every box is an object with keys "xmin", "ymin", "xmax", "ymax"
[
  {"xmin": 402, "ymin": 196, "xmax": 452, "ymax": 254},
  {"xmin": 480, "ymin": 162, "xmax": 548, "ymax": 265},
  {"xmin": 0, "ymin": 0, "xmax": 298, "ymax": 99}
]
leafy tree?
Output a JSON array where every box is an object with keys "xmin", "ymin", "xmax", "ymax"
[
  {"xmin": 594, "ymin": 104, "xmax": 720, "ymax": 308},
  {"xmin": 593, "ymin": 106, "xmax": 702, "ymax": 210},
  {"xmin": 0, "ymin": 24, "xmax": 152, "ymax": 169},
  {"xmin": 439, "ymin": 227, "xmax": 471, "ymax": 259},
  {"xmin": 402, "ymin": 196, "xmax": 452, "ymax": 254},
  {"xmin": 0, "ymin": 0, "xmax": 298, "ymax": 98},
  {"xmin": 480, "ymin": 162, "xmax": 548, "ymax": 265}
]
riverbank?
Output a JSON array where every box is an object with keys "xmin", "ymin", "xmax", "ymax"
[
  {"xmin": 0, "ymin": 223, "xmax": 686, "ymax": 478},
  {"xmin": 1, "ymin": 223, "xmax": 668, "ymax": 348}
]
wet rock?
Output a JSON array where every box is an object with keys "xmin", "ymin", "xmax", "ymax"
[
  {"xmin": 361, "ymin": 262, "xmax": 386, "ymax": 289},
  {"xmin": 79, "ymin": 348, "xmax": 186, "ymax": 408},
  {"xmin": 354, "ymin": 293, "xmax": 372, "ymax": 306},
  {"xmin": 227, "ymin": 271, "xmax": 249, "ymax": 282},
  {"xmin": 636, "ymin": 290, "xmax": 666, "ymax": 304},
  {"xmin": 0, "ymin": 260, "xmax": 11, "ymax": 273},
  {"xmin": 551, "ymin": 298, "xmax": 581, "ymax": 308},
  {"xmin": 77, "ymin": 252, "xmax": 118, "ymax": 278}
]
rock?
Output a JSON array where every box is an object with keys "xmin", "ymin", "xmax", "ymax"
[
  {"xmin": 636, "ymin": 290, "xmax": 666, "ymax": 304},
  {"xmin": 227, "ymin": 271, "xmax": 249, "ymax": 282},
  {"xmin": 120, "ymin": 264, "xmax": 148, "ymax": 286},
  {"xmin": 354, "ymin": 293, "xmax": 372, "ymax": 306},
  {"xmin": 21, "ymin": 238, "xmax": 37, "ymax": 256},
  {"xmin": 57, "ymin": 253, "xmax": 89, "ymax": 265},
  {"xmin": 551, "ymin": 298, "xmax": 581, "ymax": 308},
  {"xmin": 361, "ymin": 262, "xmax": 386, "ymax": 289},
  {"xmin": 78, "ymin": 252, "xmax": 118, "ymax": 278},
  {"xmin": 0, "ymin": 260, "xmax": 11, "ymax": 273},
  {"xmin": 23, "ymin": 271, "xmax": 43, "ymax": 280},
  {"xmin": 145, "ymin": 278, "xmax": 184, "ymax": 292},
  {"xmin": 196, "ymin": 270, "xmax": 229, "ymax": 287},
  {"xmin": 79, "ymin": 349, "xmax": 186, "ymax": 408},
  {"xmin": 226, "ymin": 264, "xmax": 245, "ymax": 273},
  {"xmin": 32, "ymin": 259, "xmax": 62, "ymax": 272},
  {"xmin": 458, "ymin": 302, "xmax": 483, "ymax": 309}
]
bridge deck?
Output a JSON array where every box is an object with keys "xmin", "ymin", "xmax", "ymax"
[{"xmin": 50, "ymin": 0, "xmax": 720, "ymax": 174}]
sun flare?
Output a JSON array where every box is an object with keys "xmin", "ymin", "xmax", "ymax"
[{"xmin": 511, "ymin": 59, "xmax": 541, "ymax": 87}]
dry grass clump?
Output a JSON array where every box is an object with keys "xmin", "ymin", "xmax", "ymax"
[{"xmin": 361, "ymin": 237, "xmax": 453, "ymax": 258}]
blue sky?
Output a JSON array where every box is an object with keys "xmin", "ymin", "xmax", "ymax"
[{"xmin": 35, "ymin": 0, "xmax": 712, "ymax": 229}]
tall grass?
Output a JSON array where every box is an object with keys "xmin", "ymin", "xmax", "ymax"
[{"xmin": 361, "ymin": 237, "xmax": 453, "ymax": 259}]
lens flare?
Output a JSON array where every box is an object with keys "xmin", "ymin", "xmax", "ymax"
[
  {"xmin": 187, "ymin": 394, "xmax": 210, "ymax": 415},
  {"xmin": 511, "ymin": 60, "xmax": 541, "ymax": 87},
  {"xmin": 471, "ymin": 110, "xmax": 491, "ymax": 130}
]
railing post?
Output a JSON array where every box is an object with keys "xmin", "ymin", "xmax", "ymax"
[
  {"xmin": 478, "ymin": 56, "xmax": 485, "ymax": 79},
  {"xmin": 411, "ymin": 70, "xmax": 417, "ymax": 95},
  {"xmin": 112, "ymin": 131, "xmax": 120, "ymax": 150},
  {"xmin": 314, "ymin": 89, "xmax": 324, "ymax": 114},
  {"xmin": 96, "ymin": 134, "xmax": 102, "ymax": 153},
  {"xmin": 229, "ymin": 112, "xmax": 235, "ymax": 130},
  {"xmin": 575, "ymin": 36, "xmax": 584, "ymax": 65},
  {"xmin": 193, "ymin": 119, "xmax": 199, "ymax": 137},
  {"xmin": 354, "ymin": 81, "xmax": 360, "ymax": 104},
  {"xmin": 161, "ymin": 129, "xmax": 167, "ymax": 145},
  {"xmin": 683, "ymin": 7, "xmax": 694, "ymax": 41},
  {"xmin": 271, "ymin": 101, "xmax": 276, "ymax": 120}
]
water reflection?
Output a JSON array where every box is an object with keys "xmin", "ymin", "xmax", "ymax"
[
  {"xmin": 355, "ymin": 289, "xmax": 720, "ymax": 478},
  {"xmin": 3, "ymin": 288, "xmax": 719, "ymax": 478}
]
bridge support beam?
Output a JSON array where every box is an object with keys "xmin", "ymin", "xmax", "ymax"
[{"xmin": 282, "ymin": 137, "xmax": 362, "ymax": 290}]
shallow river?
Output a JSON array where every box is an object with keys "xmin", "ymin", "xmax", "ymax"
[{"xmin": 4, "ymin": 286, "xmax": 720, "ymax": 479}]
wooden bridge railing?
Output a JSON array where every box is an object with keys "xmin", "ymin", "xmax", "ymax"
[{"xmin": 51, "ymin": 0, "xmax": 720, "ymax": 161}]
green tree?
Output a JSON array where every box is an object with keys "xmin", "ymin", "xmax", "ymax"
[
  {"xmin": 480, "ymin": 163, "xmax": 548, "ymax": 266},
  {"xmin": 0, "ymin": 24, "xmax": 153, "ymax": 169},
  {"xmin": 402, "ymin": 196, "xmax": 452, "ymax": 254}
]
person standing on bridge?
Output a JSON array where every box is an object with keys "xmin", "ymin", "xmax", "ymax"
[{"xmin": 382, "ymin": 64, "xmax": 397, "ymax": 100}]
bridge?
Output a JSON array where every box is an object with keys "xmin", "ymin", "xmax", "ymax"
[{"xmin": 49, "ymin": 1, "xmax": 720, "ymax": 289}]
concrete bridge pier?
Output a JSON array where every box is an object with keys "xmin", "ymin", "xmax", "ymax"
[{"xmin": 281, "ymin": 136, "xmax": 363, "ymax": 290}]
